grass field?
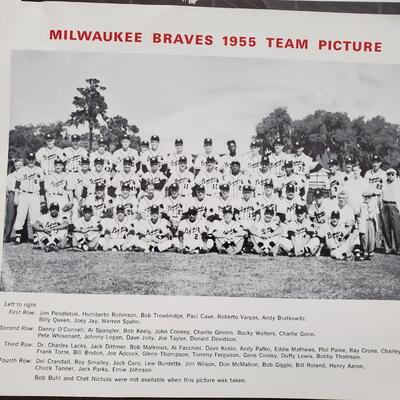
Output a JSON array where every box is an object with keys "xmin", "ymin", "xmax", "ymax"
[{"xmin": 1, "ymin": 243, "xmax": 400, "ymax": 299}]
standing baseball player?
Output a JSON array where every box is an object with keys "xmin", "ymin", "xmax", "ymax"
[
  {"xmin": 90, "ymin": 138, "xmax": 113, "ymax": 173},
  {"xmin": 13, "ymin": 152, "xmax": 46, "ymax": 244},
  {"xmin": 81, "ymin": 158, "xmax": 111, "ymax": 201},
  {"xmin": 195, "ymin": 156, "xmax": 222, "ymax": 198},
  {"xmin": 112, "ymin": 134, "xmax": 139, "ymax": 173},
  {"xmin": 182, "ymin": 184, "xmax": 209, "ymax": 221},
  {"xmin": 256, "ymin": 179, "xmax": 279, "ymax": 216},
  {"xmin": 166, "ymin": 138, "xmax": 191, "ymax": 174},
  {"xmin": 109, "ymin": 158, "xmax": 140, "ymax": 197},
  {"xmin": 137, "ymin": 183, "xmax": 162, "ymax": 220},
  {"xmin": 194, "ymin": 138, "xmax": 221, "ymax": 175},
  {"xmin": 276, "ymin": 183, "xmax": 302, "ymax": 225},
  {"xmin": 269, "ymin": 137, "xmax": 289, "ymax": 179},
  {"xmin": 141, "ymin": 135, "xmax": 167, "ymax": 173},
  {"xmin": 207, "ymin": 183, "xmax": 232, "ymax": 222},
  {"xmin": 140, "ymin": 156, "xmax": 167, "ymax": 195},
  {"xmin": 279, "ymin": 160, "xmax": 307, "ymax": 201},
  {"xmin": 63, "ymin": 134, "xmax": 87, "ymax": 173},
  {"xmin": 166, "ymin": 156, "xmax": 195, "ymax": 198},
  {"xmin": 113, "ymin": 183, "xmax": 139, "ymax": 220},
  {"xmin": 32, "ymin": 202, "xmax": 69, "ymax": 251},
  {"xmin": 233, "ymin": 185, "xmax": 260, "ymax": 229},
  {"xmin": 240, "ymin": 140, "xmax": 262, "ymax": 176},
  {"xmin": 162, "ymin": 182, "xmax": 185, "ymax": 234},
  {"xmin": 35, "ymin": 133, "xmax": 65, "ymax": 175},
  {"xmin": 177, "ymin": 206, "xmax": 212, "ymax": 254},
  {"xmin": 71, "ymin": 205, "xmax": 102, "ymax": 251},
  {"xmin": 85, "ymin": 183, "xmax": 114, "ymax": 220},
  {"xmin": 250, "ymin": 156, "xmax": 277, "ymax": 197},
  {"xmin": 222, "ymin": 160, "xmax": 250, "ymax": 200},
  {"xmin": 308, "ymin": 189, "xmax": 335, "ymax": 228},
  {"xmin": 328, "ymin": 159, "xmax": 345, "ymax": 199},
  {"xmin": 220, "ymin": 140, "xmax": 241, "ymax": 174}
]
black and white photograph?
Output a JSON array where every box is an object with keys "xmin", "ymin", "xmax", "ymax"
[{"xmin": 2, "ymin": 50, "xmax": 400, "ymax": 298}]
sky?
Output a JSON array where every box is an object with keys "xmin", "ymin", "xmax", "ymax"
[{"xmin": 10, "ymin": 50, "xmax": 400, "ymax": 154}]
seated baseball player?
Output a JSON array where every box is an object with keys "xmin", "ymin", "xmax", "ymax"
[
  {"xmin": 140, "ymin": 156, "xmax": 167, "ymax": 195},
  {"xmin": 279, "ymin": 204, "xmax": 320, "ymax": 257},
  {"xmin": 276, "ymin": 183, "xmax": 301, "ymax": 225},
  {"xmin": 195, "ymin": 156, "xmax": 222, "ymax": 198},
  {"xmin": 176, "ymin": 206, "xmax": 213, "ymax": 254},
  {"xmin": 211, "ymin": 205, "xmax": 246, "ymax": 255},
  {"xmin": 317, "ymin": 210, "xmax": 358, "ymax": 260},
  {"xmin": 256, "ymin": 178, "xmax": 279, "ymax": 215},
  {"xmin": 206, "ymin": 183, "xmax": 232, "ymax": 222},
  {"xmin": 71, "ymin": 205, "xmax": 101, "ymax": 251},
  {"xmin": 233, "ymin": 184, "xmax": 260, "ymax": 229},
  {"xmin": 85, "ymin": 182, "xmax": 114, "ymax": 220},
  {"xmin": 109, "ymin": 157, "xmax": 140, "ymax": 197},
  {"xmin": 182, "ymin": 184, "xmax": 209, "ymax": 220},
  {"xmin": 166, "ymin": 155, "xmax": 195, "ymax": 198},
  {"xmin": 113, "ymin": 183, "xmax": 139, "ymax": 220},
  {"xmin": 101, "ymin": 205, "xmax": 136, "ymax": 251},
  {"xmin": 32, "ymin": 202, "xmax": 69, "ymax": 252},
  {"xmin": 135, "ymin": 205, "xmax": 173, "ymax": 253},
  {"xmin": 162, "ymin": 182, "xmax": 184, "ymax": 235},
  {"xmin": 137, "ymin": 182, "xmax": 162, "ymax": 220},
  {"xmin": 249, "ymin": 205, "xmax": 283, "ymax": 256}
]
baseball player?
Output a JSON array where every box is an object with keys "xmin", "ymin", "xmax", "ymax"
[
  {"xmin": 276, "ymin": 183, "xmax": 302, "ymax": 224},
  {"xmin": 182, "ymin": 184, "xmax": 209, "ymax": 220},
  {"xmin": 85, "ymin": 183, "xmax": 114, "ymax": 220},
  {"xmin": 207, "ymin": 183, "xmax": 232, "ymax": 221},
  {"xmin": 35, "ymin": 133, "xmax": 65, "ymax": 175},
  {"xmin": 71, "ymin": 205, "xmax": 102, "ymax": 251},
  {"xmin": 317, "ymin": 210, "xmax": 357, "ymax": 260},
  {"xmin": 63, "ymin": 134, "xmax": 88, "ymax": 173},
  {"xmin": 81, "ymin": 157, "xmax": 111, "ymax": 201},
  {"xmin": 195, "ymin": 156, "xmax": 222, "ymax": 198},
  {"xmin": 346, "ymin": 164, "xmax": 368, "ymax": 216},
  {"xmin": 250, "ymin": 156, "xmax": 277, "ymax": 197},
  {"xmin": 177, "ymin": 206, "xmax": 213, "ymax": 254},
  {"xmin": 141, "ymin": 135, "xmax": 167, "ymax": 173},
  {"xmin": 137, "ymin": 182, "xmax": 162, "ymax": 220},
  {"xmin": 166, "ymin": 138, "xmax": 191, "ymax": 174},
  {"xmin": 291, "ymin": 141, "xmax": 322, "ymax": 181},
  {"xmin": 308, "ymin": 189, "xmax": 335, "ymax": 227},
  {"xmin": 222, "ymin": 160, "xmax": 250, "ymax": 200},
  {"xmin": 211, "ymin": 205, "xmax": 246, "ymax": 254},
  {"xmin": 249, "ymin": 205, "xmax": 283, "ymax": 256},
  {"xmin": 32, "ymin": 202, "xmax": 69, "ymax": 251},
  {"xmin": 44, "ymin": 158, "xmax": 74, "ymax": 217},
  {"xmin": 162, "ymin": 182, "xmax": 185, "ymax": 233},
  {"xmin": 112, "ymin": 134, "xmax": 140, "ymax": 173},
  {"xmin": 101, "ymin": 205, "xmax": 137, "ymax": 251},
  {"xmin": 269, "ymin": 137, "xmax": 289, "ymax": 179},
  {"xmin": 233, "ymin": 185, "xmax": 260, "ymax": 229},
  {"xmin": 240, "ymin": 140, "xmax": 262, "ymax": 176},
  {"xmin": 140, "ymin": 156, "xmax": 167, "ymax": 194},
  {"xmin": 135, "ymin": 205, "xmax": 173, "ymax": 253},
  {"xmin": 341, "ymin": 156, "xmax": 355, "ymax": 190},
  {"xmin": 328, "ymin": 159, "xmax": 345, "ymax": 198},
  {"xmin": 113, "ymin": 183, "xmax": 139, "ymax": 219},
  {"xmin": 166, "ymin": 156, "xmax": 195, "ymax": 198},
  {"xmin": 256, "ymin": 179, "xmax": 279, "ymax": 216},
  {"xmin": 71, "ymin": 156, "xmax": 91, "ymax": 209},
  {"xmin": 220, "ymin": 140, "xmax": 241, "ymax": 174},
  {"xmin": 194, "ymin": 138, "xmax": 221, "ymax": 175},
  {"xmin": 13, "ymin": 152, "xmax": 46, "ymax": 245},
  {"xmin": 279, "ymin": 204, "xmax": 319, "ymax": 257},
  {"xmin": 109, "ymin": 158, "xmax": 140, "ymax": 197},
  {"xmin": 279, "ymin": 160, "xmax": 307, "ymax": 201},
  {"xmin": 90, "ymin": 138, "xmax": 113, "ymax": 173}
]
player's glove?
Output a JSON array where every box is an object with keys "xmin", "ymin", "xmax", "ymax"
[
  {"xmin": 62, "ymin": 202, "xmax": 74, "ymax": 212},
  {"xmin": 40, "ymin": 202, "xmax": 48, "ymax": 214}
]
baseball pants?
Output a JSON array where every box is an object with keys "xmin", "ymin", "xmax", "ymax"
[
  {"xmin": 215, "ymin": 237, "xmax": 245, "ymax": 254},
  {"xmin": 280, "ymin": 237, "xmax": 320, "ymax": 255},
  {"xmin": 177, "ymin": 237, "xmax": 214, "ymax": 251},
  {"xmin": 250, "ymin": 235, "xmax": 280, "ymax": 254},
  {"xmin": 37, "ymin": 229, "xmax": 67, "ymax": 249},
  {"xmin": 135, "ymin": 238, "xmax": 173, "ymax": 252},
  {"xmin": 14, "ymin": 193, "xmax": 41, "ymax": 231},
  {"xmin": 360, "ymin": 220, "xmax": 376, "ymax": 254},
  {"xmin": 381, "ymin": 202, "xmax": 400, "ymax": 252}
]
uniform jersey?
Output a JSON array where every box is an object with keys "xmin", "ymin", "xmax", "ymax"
[
  {"xmin": 141, "ymin": 171, "xmax": 167, "ymax": 191},
  {"xmin": 329, "ymin": 172, "xmax": 345, "ymax": 198},
  {"xmin": 250, "ymin": 218, "xmax": 281, "ymax": 239},
  {"xmin": 82, "ymin": 170, "xmax": 111, "ymax": 197},
  {"xmin": 276, "ymin": 197, "xmax": 300, "ymax": 223},
  {"xmin": 318, "ymin": 222, "xmax": 348, "ymax": 250},
  {"xmin": 183, "ymin": 197, "xmax": 210, "ymax": 220},
  {"xmin": 329, "ymin": 203, "xmax": 355, "ymax": 228},
  {"xmin": 137, "ymin": 194, "xmax": 162, "ymax": 219},
  {"xmin": 220, "ymin": 154, "xmax": 241, "ymax": 174},
  {"xmin": 167, "ymin": 169, "xmax": 195, "ymax": 197},
  {"xmin": 137, "ymin": 218, "xmax": 170, "ymax": 239},
  {"xmin": 112, "ymin": 148, "xmax": 139, "ymax": 172},
  {"xmin": 207, "ymin": 196, "xmax": 233, "ymax": 219},
  {"xmin": 162, "ymin": 195, "xmax": 184, "ymax": 223},
  {"xmin": 113, "ymin": 194, "xmax": 138, "ymax": 218},
  {"xmin": 240, "ymin": 153, "xmax": 262, "ymax": 176},
  {"xmin": 256, "ymin": 193, "xmax": 279, "ymax": 215},
  {"xmin": 211, "ymin": 219, "xmax": 243, "ymax": 238},
  {"xmin": 222, "ymin": 172, "xmax": 250, "ymax": 199},
  {"xmin": 102, "ymin": 216, "xmax": 135, "ymax": 239},
  {"xmin": 90, "ymin": 150, "xmax": 113, "ymax": 173},
  {"xmin": 15, "ymin": 166, "xmax": 45, "ymax": 194},
  {"xmin": 269, "ymin": 152, "xmax": 289, "ymax": 178},
  {"xmin": 346, "ymin": 177, "xmax": 368, "ymax": 214},
  {"xmin": 233, "ymin": 197, "xmax": 260, "ymax": 222},
  {"xmin": 71, "ymin": 170, "xmax": 91, "ymax": 198},
  {"xmin": 341, "ymin": 171, "xmax": 354, "ymax": 189},
  {"xmin": 178, "ymin": 219, "xmax": 208, "ymax": 240},
  {"xmin": 63, "ymin": 147, "xmax": 88, "ymax": 173},
  {"xmin": 44, "ymin": 172, "xmax": 72, "ymax": 197},
  {"xmin": 167, "ymin": 152, "xmax": 192, "ymax": 172},
  {"xmin": 195, "ymin": 170, "xmax": 222, "ymax": 197},
  {"xmin": 111, "ymin": 171, "xmax": 140, "ymax": 195},
  {"xmin": 279, "ymin": 173, "xmax": 307, "ymax": 199},
  {"xmin": 86, "ymin": 194, "xmax": 114, "ymax": 219},
  {"xmin": 73, "ymin": 215, "xmax": 102, "ymax": 233},
  {"xmin": 308, "ymin": 198, "xmax": 336, "ymax": 225},
  {"xmin": 286, "ymin": 219, "xmax": 315, "ymax": 239},
  {"xmin": 250, "ymin": 169, "xmax": 277, "ymax": 197},
  {"xmin": 36, "ymin": 212, "xmax": 68, "ymax": 229},
  {"xmin": 364, "ymin": 169, "xmax": 386, "ymax": 196},
  {"xmin": 291, "ymin": 153, "xmax": 318, "ymax": 176},
  {"xmin": 35, "ymin": 146, "xmax": 65, "ymax": 175},
  {"xmin": 141, "ymin": 149, "xmax": 166, "ymax": 172},
  {"xmin": 194, "ymin": 152, "xmax": 221, "ymax": 172}
]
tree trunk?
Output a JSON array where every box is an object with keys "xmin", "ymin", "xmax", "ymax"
[{"xmin": 89, "ymin": 123, "xmax": 93, "ymax": 154}]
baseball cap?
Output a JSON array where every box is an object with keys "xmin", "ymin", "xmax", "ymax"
[
  {"xmin": 293, "ymin": 141, "xmax": 303, "ymax": 149},
  {"xmin": 175, "ymin": 138, "xmax": 183, "ymax": 145},
  {"xmin": 150, "ymin": 135, "xmax": 160, "ymax": 142},
  {"xmin": 220, "ymin": 183, "xmax": 230, "ymax": 191},
  {"xmin": 178, "ymin": 156, "xmax": 187, "ymax": 164},
  {"xmin": 250, "ymin": 140, "xmax": 259, "ymax": 148},
  {"xmin": 331, "ymin": 210, "xmax": 340, "ymax": 219},
  {"xmin": 95, "ymin": 183, "xmax": 105, "ymax": 191},
  {"xmin": 150, "ymin": 205, "xmax": 159, "ymax": 214},
  {"xmin": 206, "ymin": 156, "xmax": 216, "ymax": 164},
  {"xmin": 54, "ymin": 158, "xmax": 63, "ymax": 165},
  {"xmin": 149, "ymin": 156, "xmax": 158, "ymax": 165},
  {"xmin": 204, "ymin": 138, "xmax": 213, "ymax": 146},
  {"xmin": 81, "ymin": 157, "xmax": 90, "ymax": 164},
  {"xmin": 231, "ymin": 160, "xmax": 240, "ymax": 167},
  {"xmin": 196, "ymin": 184, "xmax": 205, "ymax": 193},
  {"xmin": 362, "ymin": 190, "xmax": 374, "ymax": 197},
  {"xmin": 123, "ymin": 157, "xmax": 132, "ymax": 165},
  {"xmin": 264, "ymin": 179, "xmax": 274, "ymax": 188},
  {"xmin": 170, "ymin": 183, "xmax": 179, "ymax": 191},
  {"xmin": 121, "ymin": 183, "xmax": 131, "ymax": 191},
  {"xmin": 71, "ymin": 134, "xmax": 80, "ymax": 142},
  {"xmin": 274, "ymin": 137, "xmax": 284, "ymax": 146},
  {"xmin": 49, "ymin": 202, "xmax": 60, "ymax": 211},
  {"xmin": 141, "ymin": 140, "xmax": 149, "ymax": 147},
  {"xmin": 45, "ymin": 133, "xmax": 54, "ymax": 141},
  {"xmin": 295, "ymin": 204, "xmax": 307, "ymax": 215},
  {"xmin": 284, "ymin": 160, "xmax": 293, "ymax": 168},
  {"xmin": 121, "ymin": 134, "xmax": 130, "ymax": 141},
  {"xmin": 264, "ymin": 205, "xmax": 275, "ymax": 215},
  {"xmin": 82, "ymin": 205, "xmax": 93, "ymax": 214},
  {"xmin": 26, "ymin": 152, "xmax": 35, "ymax": 160},
  {"xmin": 260, "ymin": 156, "xmax": 269, "ymax": 165},
  {"xmin": 286, "ymin": 183, "xmax": 295, "ymax": 193},
  {"xmin": 222, "ymin": 205, "xmax": 233, "ymax": 214},
  {"xmin": 314, "ymin": 189, "xmax": 323, "ymax": 198},
  {"xmin": 372, "ymin": 155, "xmax": 381, "ymax": 163},
  {"xmin": 227, "ymin": 140, "xmax": 236, "ymax": 146},
  {"xmin": 328, "ymin": 159, "xmax": 338, "ymax": 166},
  {"xmin": 242, "ymin": 185, "xmax": 252, "ymax": 192},
  {"xmin": 116, "ymin": 205, "xmax": 125, "ymax": 214},
  {"xmin": 94, "ymin": 157, "xmax": 104, "ymax": 164},
  {"xmin": 98, "ymin": 138, "xmax": 106, "ymax": 146},
  {"xmin": 386, "ymin": 168, "xmax": 396, "ymax": 175},
  {"xmin": 187, "ymin": 206, "xmax": 198, "ymax": 215},
  {"xmin": 344, "ymin": 156, "xmax": 354, "ymax": 165}
]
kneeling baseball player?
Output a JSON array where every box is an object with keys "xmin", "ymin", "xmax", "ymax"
[{"xmin": 32, "ymin": 202, "xmax": 69, "ymax": 252}]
